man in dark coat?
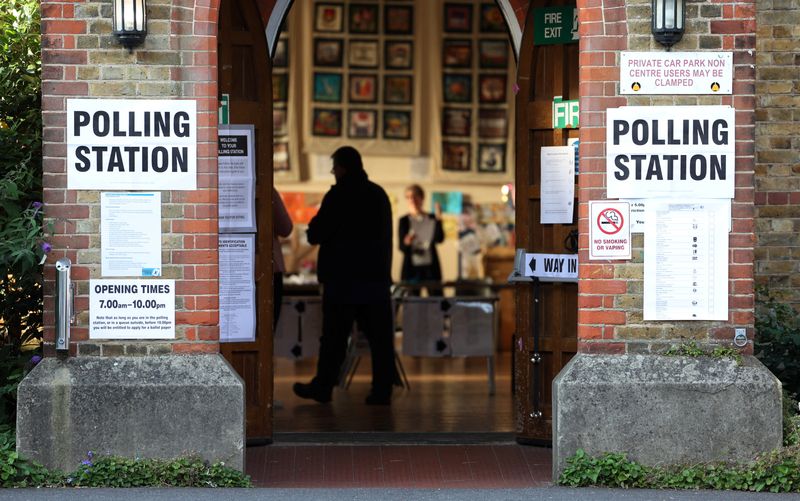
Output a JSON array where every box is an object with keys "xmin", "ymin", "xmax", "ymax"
[{"xmin": 293, "ymin": 146, "xmax": 395, "ymax": 405}]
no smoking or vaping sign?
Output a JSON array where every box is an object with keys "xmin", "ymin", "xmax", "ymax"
[{"xmin": 589, "ymin": 201, "xmax": 631, "ymax": 260}]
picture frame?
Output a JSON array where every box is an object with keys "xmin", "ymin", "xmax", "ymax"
[
  {"xmin": 272, "ymin": 74, "xmax": 288, "ymax": 102},
  {"xmin": 479, "ymin": 74, "xmax": 507, "ymax": 103},
  {"xmin": 273, "ymin": 38, "xmax": 288, "ymax": 67},
  {"xmin": 478, "ymin": 108, "xmax": 508, "ymax": 138},
  {"xmin": 384, "ymin": 75, "xmax": 413, "ymax": 105},
  {"xmin": 478, "ymin": 143, "xmax": 506, "ymax": 172},
  {"xmin": 348, "ymin": 40, "xmax": 379, "ymax": 68},
  {"xmin": 443, "ymin": 73, "xmax": 472, "ymax": 103},
  {"xmin": 478, "ymin": 39, "xmax": 508, "ymax": 69},
  {"xmin": 442, "ymin": 39, "xmax": 472, "ymax": 68},
  {"xmin": 385, "ymin": 5, "xmax": 413, "ymax": 34},
  {"xmin": 479, "ymin": 3, "xmax": 506, "ymax": 33},
  {"xmin": 443, "ymin": 3, "xmax": 473, "ymax": 33},
  {"xmin": 347, "ymin": 109, "xmax": 377, "ymax": 138},
  {"xmin": 442, "ymin": 142, "xmax": 471, "ymax": 171},
  {"xmin": 349, "ymin": 74, "xmax": 378, "ymax": 103},
  {"xmin": 273, "ymin": 142, "xmax": 290, "ymax": 172},
  {"xmin": 314, "ymin": 3, "xmax": 344, "ymax": 32},
  {"xmin": 383, "ymin": 110, "xmax": 411, "ymax": 140},
  {"xmin": 442, "ymin": 108, "xmax": 471, "ymax": 137},
  {"xmin": 312, "ymin": 108, "xmax": 342, "ymax": 136},
  {"xmin": 385, "ymin": 40, "xmax": 413, "ymax": 69},
  {"xmin": 313, "ymin": 72, "xmax": 343, "ymax": 103},
  {"xmin": 348, "ymin": 4, "xmax": 378, "ymax": 33},
  {"xmin": 314, "ymin": 38, "xmax": 343, "ymax": 67},
  {"xmin": 273, "ymin": 108, "xmax": 288, "ymax": 137}
]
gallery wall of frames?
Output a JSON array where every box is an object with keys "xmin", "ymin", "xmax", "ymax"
[{"xmin": 273, "ymin": 0, "xmax": 514, "ymax": 180}]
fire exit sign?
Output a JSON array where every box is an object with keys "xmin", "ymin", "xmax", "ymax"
[
  {"xmin": 553, "ymin": 96, "xmax": 579, "ymax": 129},
  {"xmin": 534, "ymin": 6, "xmax": 578, "ymax": 46}
]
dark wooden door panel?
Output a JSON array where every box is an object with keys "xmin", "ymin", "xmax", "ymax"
[
  {"xmin": 218, "ymin": 0, "xmax": 274, "ymax": 441},
  {"xmin": 514, "ymin": 0, "xmax": 579, "ymax": 444}
]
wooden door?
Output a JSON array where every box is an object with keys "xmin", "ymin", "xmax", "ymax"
[
  {"xmin": 218, "ymin": 0, "xmax": 274, "ymax": 442},
  {"xmin": 513, "ymin": 0, "xmax": 579, "ymax": 444}
]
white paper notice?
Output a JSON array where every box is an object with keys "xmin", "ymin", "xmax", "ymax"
[
  {"xmin": 540, "ymin": 146, "xmax": 575, "ymax": 224},
  {"xmin": 90, "ymin": 279, "xmax": 175, "ymax": 339},
  {"xmin": 402, "ymin": 298, "xmax": 449, "ymax": 357},
  {"xmin": 219, "ymin": 234, "xmax": 256, "ymax": 343},
  {"xmin": 644, "ymin": 200, "xmax": 729, "ymax": 321},
  {"xmin": 101, "ymin": 192, "xmax": 162, "ymax": 277},
  {"xmin": 449, "ymin": 301, "xmax": 495, "ymax": 356},
  {"xmin": 624, "ymin": 198, "xmax": 732, "ymax": 234},
  {"xmin": 218, "ymin": 125, "xmax": 256, "ymax": 233}
]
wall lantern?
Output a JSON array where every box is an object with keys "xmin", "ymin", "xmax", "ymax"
[
  {"xmin": 113, "ymin": 0, "xmax": 147, "ymax": 51},
  {"xmin": 651, "ymin": 0, "xmax": 684, "ymax": 48}
]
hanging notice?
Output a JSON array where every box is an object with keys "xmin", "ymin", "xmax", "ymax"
[
  {"xmin": 621, "ymin": 52, "xmax": 732, "ymax": 95},
  {"xmin": 449, "ymin": 301, "xmax": 495, "ymax": 356},
  {"xmin": 67, "ymin": 99, "xmax": 197, "ymax": 190},
  {"xmin": 540, "ymin": 146, "xmax": 575, "ymax": 224},
  {"xmin": 644, "ymin": 200, "xmax": 729, "ymax": 321},
  {"xmin": 274, "ymin": 297, "xmax": 323, "ymax": 359},
  {"xmin": 89, "ymin": 279, "xmax": 175, "ymax": 339},
  {"xmin": 589, "ymin": 201, "xmax": 631, "ymax": 260},
  {"xmin": 607, "ymin": 106, "xmax": 735, "ymax": 199},
  {"xmin": 218, "ymin": 125, "xmax": 256, "ymax": 233},
  {"xmin": 219, "ymin": 234, "xmax": 256, "ymax": 343},
  {"xmin": 101, "ymin": 192, "xmax": 162, "ymax": 277}
]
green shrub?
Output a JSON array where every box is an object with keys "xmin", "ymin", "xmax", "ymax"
[
  {"xmin": 0, "ymin": 427, "xmax": 54, "ymax": 487},
  {"xmin": 755, "ymin": 288, "xmax": 800, "ymax": 398}
]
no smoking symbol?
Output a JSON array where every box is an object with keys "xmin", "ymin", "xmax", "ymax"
[{"xmin": 597, "ymin": 208, "xmax": 624, "ymax": 235}]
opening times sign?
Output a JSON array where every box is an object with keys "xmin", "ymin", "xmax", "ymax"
[{"xmin": 606, "ymin": 106, "xmax": 735, "ymax": 199}]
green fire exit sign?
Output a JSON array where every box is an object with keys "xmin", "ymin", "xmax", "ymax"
[
  {"xmin": 534, "ymin": 6, "xmax": 578, "ymax": 46},
  {"xmin": 552, "ymin": 96, "xmax": 579, "ymax": 129}
]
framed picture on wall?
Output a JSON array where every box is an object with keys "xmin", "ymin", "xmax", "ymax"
[
  {"xmin": 442, "ymin": 39, "xmax": 472, "ymax": 68},
  {"xmin": 348, "ymin": 40, "xmax": 379, "ymax": 68},
  {"xmin": 442, "ymin": 142, "xmax": 471, "ymax": 171},
  {"xmin": 348, "ymin": 109, "xmax": 377, "ymax": 138},
  {"xmin": 444, "ymin": 3, "xmax": 473, "ymax": 33},
  {"xmin": 313, "ymin": 72, "xmax": 343, "ymax": 102},
  {"xmin": 442, "ymin": 108, "xmax": 471, "ymax": 137},
  {"xmin": 385, "ymin": 5, "xmax": 413, "ymax": 34},
  {"xmin": 383, "ymin": 110, "xmax": 411, "ymax": 140},
  {"xmin": 479, "ymin": 3, "xmax": 506, "ymax": 32},
  {"xmin": 272, "ymin": 74, "xmax": 288, "ymax": 102},
  {"xmin": 385, "ymin": 40, "xmax": 413, "ymax": 69},
  {"xmin": 273, "ymin": 142, "xmax": 290, "ymax": 171},
  {"xmin": 312, "ymin": 108, "xmax": 342, "ymax": 136},
  {"xmin": 478, "ymin": 108, "xmax": 508, "ymax": 138},
  {"xmin": 443, "ymin": 73, "xmax": 472, "ymax": 103},
  {"xmin": 314, "ymin": 38, "xmax": 343, "ymax": 67},
  {"xmin": 273, "ymin": 39, "xmax": 288, "ymax": 67},
  {"xmin": 479, "ymin": 74, "xmax": 507, "ymax": 103},
  {"xmin": 349, "ymin": 4, "xmax": 378, "ymax": 33},
  {"xmin": 315, "ymin": 3, "xmax": 344, "ymax": 32},
  {"xmin": 478, "ymin": 143, "xmax": 506, "ymax": 172},
  {"xmin": 349, "ymin": 74, "xmax": 378, "ymax": 103},
  {"xmin": 384, "ymin": 75, "xmax": 412, "ymax": 105},
  {"xmin": 273, "ymin": 108, "xmax": 288, "ymax": 137},
  {"xmin": 479, "ymin": 40, "xmax": 508, "ymax": 68}
]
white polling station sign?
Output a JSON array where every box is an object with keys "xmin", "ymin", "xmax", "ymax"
[
  {"xmin": 589, "ymin": 200, "xmax": 631, "ymax": 260},
  {"xmin": 620, "ymin": 52, "xmax": 732, "ymax": 95},
  {"xmin": 606, "ymin": 106, "xmax": 735, "ymax": 199},
  {"xmin": 90, "ymin": 279, "xmax": 175, "ymax": 339},
  {"xmin": 67, "ymin": 99, "xmax": 197, "ymax": 190},
  {"xmin": 524, "ymin": 253, "xmax": 578, "ymax": 282}
]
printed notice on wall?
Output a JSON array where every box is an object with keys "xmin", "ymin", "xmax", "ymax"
[
  {"xmin": 218, "ymin": 125, "xmax": 256, "ymax": 233},
  {"xmin": 607, "ymin": 106, "xmax": 735, "ymax": 200},
  {"xmin": 67, "ymin": 99, "xmax": 197, "ymax": 190},
  {"xmin": 620, "ymin": 52, "xmax": 732, "ymax": 95},
  {"xmin": 101, "ymin": 192, "xmax": 162, "ymax": 277},
  {"xmin": 90, "ymin": 279, "xmax": 175, "ymax": 339},
  {"xmin": 219, "ymin": 234, "xmax": 256, "ymax": 343},
  {"xmin": 643, "ymin": 200, "xmax": 729, "ymax": 321},
  {"xmin": 540, "ymin": 146, "xmax": 575, "ymax": 224}
]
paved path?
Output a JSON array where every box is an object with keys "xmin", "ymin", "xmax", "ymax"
[{"xmin": 2, "ymin": 487, "xmax": 799, "ymax": 500}]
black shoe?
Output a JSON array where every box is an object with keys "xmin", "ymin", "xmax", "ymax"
[
  {"xmin": 293, "ymin": 382, "xmax": 332, "ymax": 404},
  {"xmin": 365, "ymin": 393, "xmax": 391, "ymax": 406}
]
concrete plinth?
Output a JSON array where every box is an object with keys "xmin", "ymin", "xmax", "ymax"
[
  {"xmin": 16, "ymin": 355, "xmax": 244, "ymax": 472},
  {"xmin": 552, "ymin": 354, "xmax": 782, "ymax": 480}
]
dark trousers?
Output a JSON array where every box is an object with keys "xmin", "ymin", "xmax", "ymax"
[{"xmin": 314, "ymin": 291, "xmax": 395, "ymax": 396}]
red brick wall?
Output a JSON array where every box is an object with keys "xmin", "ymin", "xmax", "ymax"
[{"xmin": 576, "ymin": 0, "xmax": 756, "ymax": 354}]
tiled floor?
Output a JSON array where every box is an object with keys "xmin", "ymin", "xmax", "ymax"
[{"xmin": 245, "ymin": 444, "xmax": 553, "ymax": 488}]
